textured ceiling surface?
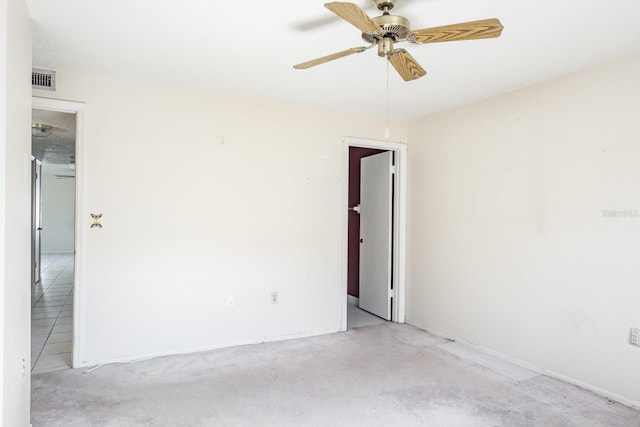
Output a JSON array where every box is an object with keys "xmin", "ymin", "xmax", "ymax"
[
  {"xmin": 27, "ymin": 0, "xmax": 640, "ymax": 119},
  {"xmin": 32, "ymin": 109, "xmax": 76, "ymax": 166}
]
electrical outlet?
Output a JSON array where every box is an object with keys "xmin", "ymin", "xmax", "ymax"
[
  {"xmin": 631, "ymin": 327, "xmax": 640, "ymax": 346},
  {"xmin": 226, "ymin": 296, "xmax": 236, "ymax": 307},
  {"xmin": 271, "ymin": 291, "xmax": 279, "ymax": 304}
]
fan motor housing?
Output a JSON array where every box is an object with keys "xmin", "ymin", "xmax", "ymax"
[{"xmin": 362, "ymin": 14, "xmax": 410, "ymax": 43}]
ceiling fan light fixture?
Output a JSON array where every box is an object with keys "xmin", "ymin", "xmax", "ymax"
[
  {"xmin": 378, "ymin": 37, "xmax": 394, "ymax": 57},
  {"xmin": 31, "ymin": 123, "xmax": 52, "ymax": 138}
]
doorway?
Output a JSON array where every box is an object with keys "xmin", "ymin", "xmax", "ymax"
[
  {"xmin": 343, "ymin": 137, "xmax": 407, "ymax": 330},
  {"xmin": 30, "ymin": 97, "xmax": 85, "ymax": 372}
]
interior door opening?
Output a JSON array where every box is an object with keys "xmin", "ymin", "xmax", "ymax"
[
  {"xmin": 30, "ymin": 100, "xmax": 81, "ymax": 374},
  {"xmin": 344, "ymin": 138, "xmax": 407, "ymax": 330}
]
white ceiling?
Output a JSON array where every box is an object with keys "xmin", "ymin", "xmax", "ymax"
[{"xmin": 27, "ymin": 0, "xmax": 640, "ymax": 120}]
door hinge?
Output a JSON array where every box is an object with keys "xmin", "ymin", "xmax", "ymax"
[
  {"xmin": 388, "ymin": 289, "xmax": 396, "ymax": 298},
  {"xmin": 390, "ymin": 165, "xmax": 397, "ymax": 174}
]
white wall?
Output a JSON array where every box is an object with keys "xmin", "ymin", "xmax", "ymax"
[
  {"xmin": 406, "ymin": 54, "xmax": 640, "ymax": 406},
  {"xmin": 0, "ymin": 0, "xmax": 32, "ymax": 424},
  {"xmin": 33, "ymin": 71, "xmax": 408, "ymax": 364},
  {"xmin": 40, "ymin": 172, "xmax": 75, "ymax": 253}
]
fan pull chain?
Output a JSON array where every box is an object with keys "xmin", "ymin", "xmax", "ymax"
[{"xmin": 385, "ymin": 58, "xmax": 390, "ymax": 139}]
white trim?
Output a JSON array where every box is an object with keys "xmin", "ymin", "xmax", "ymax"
[
  {"xmin": 341, "ymin": 137, "xmax": 407, "ymax": 331},
  {"xmin": 32, "ymin": 97, "xmax": 86, "ymax": 369}
]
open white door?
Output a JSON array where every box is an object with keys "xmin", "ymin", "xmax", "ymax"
[
  {"xmin": 32, "ymin": 158, "xmax": 42, "ymax": 286},
  {"xmin": 358, "ymin": 151, "xmax": 393, "ymax": 320}
]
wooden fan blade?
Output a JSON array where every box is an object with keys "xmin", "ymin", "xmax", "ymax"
[
  {"xmin": 293, "ymin": 47, "xmax": 367, "ymax": 70},
  {"xmin": 324, "ymin": 2, "xmax": 383, "ymax": 34},
  {"xmin": 409, "ymin": 18, "xmax": 504, "ymax": 44},
  {"xmin": 388, "ymin": 49, "xmax": 426, "ymax": 82}
]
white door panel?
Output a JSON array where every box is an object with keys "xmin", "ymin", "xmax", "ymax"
[
  {"xmin": 32, "ymin": 159, "xmax": 42, "ymax": 286},
  {"xmin": 359, "ymin": 151, "xmax": 393, "ymax": 320}
]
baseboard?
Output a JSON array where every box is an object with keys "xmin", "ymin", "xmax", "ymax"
[
  {"xmin": 75, "ymin": 327, "xmax": 343, "ymax": 371},
  {"xmin": 406, "ymin": 321, "xmax": 640, "ymax": 411}
]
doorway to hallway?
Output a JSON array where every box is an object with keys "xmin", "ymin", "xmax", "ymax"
[
  {"xmin": 31, "ymin": 97, "xmax": 85, "ymax": 373},
  {"xmin": 343, "ymin": 137, "xmax": 407, "ymax": 330}
]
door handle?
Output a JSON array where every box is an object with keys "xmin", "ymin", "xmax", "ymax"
[{"xmin": 349, "ymin": 204, "xmax": 361, "ymax": 214}]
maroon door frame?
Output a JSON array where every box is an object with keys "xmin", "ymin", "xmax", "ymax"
[{"xmin": 347, "ymin": 147, "xmax": 386, "ymax": 298}]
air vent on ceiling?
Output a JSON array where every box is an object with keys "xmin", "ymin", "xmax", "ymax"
[{"xmin": 32, "ymin": 68, "xmax": 56, "ymax": 91}]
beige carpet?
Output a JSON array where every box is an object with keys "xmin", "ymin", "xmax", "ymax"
[{"xmin": 31, "ymin": 323, "xmax": 640, "ymax": 426}]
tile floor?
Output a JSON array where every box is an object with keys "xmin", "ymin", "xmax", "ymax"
[{"xmin": 31, "ymin": 253, "xmax": 74, "ymax": 374}]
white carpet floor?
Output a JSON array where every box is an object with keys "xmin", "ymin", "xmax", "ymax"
[{"xmin": 31, "ymin": 322, "xmax": 640, "ymax": 426}]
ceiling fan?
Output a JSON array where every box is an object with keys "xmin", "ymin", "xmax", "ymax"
[
  {"xmin": 293, "ymin": 0, "xmax": 504, "ymax": 81},
  {"xmin": 31, "ymin": 122, "xmax": 68, "ymax": 139}
]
